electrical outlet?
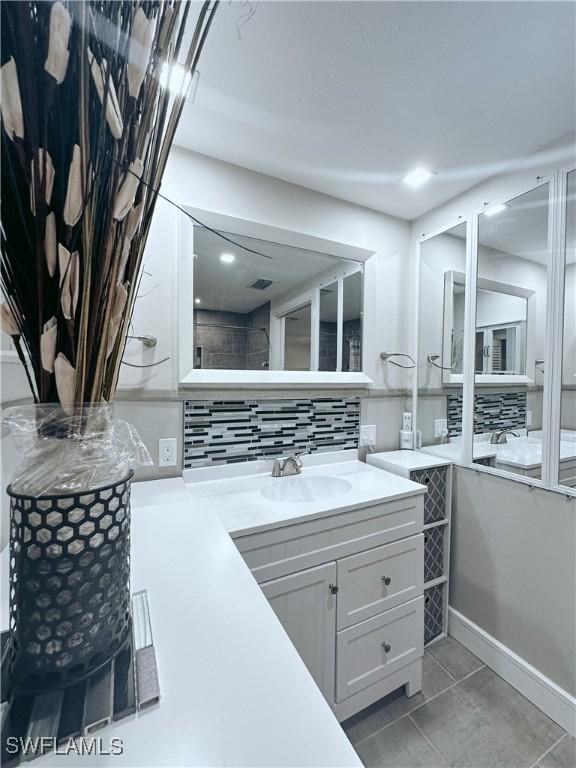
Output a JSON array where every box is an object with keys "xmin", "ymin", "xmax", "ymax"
[
  {"xmin": 434, "ymin": 419, "xmax": 448, "ymax": 438},
  {"xmin": 158, "ymin": 437, "xmax": 178, "ymax": 467},
  {"xmin": 360, "ymin": 424, "xmax": 377, "ymax": 446},
  {"xmin": 526, "ymin": 410, "xmax": 533, "ymax": 427}
]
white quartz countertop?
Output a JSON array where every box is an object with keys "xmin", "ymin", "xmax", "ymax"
[
  {"xmin": 419, "ymin": 442, "xmax": 497, "ymax": 463},
  {"xmin": 183, "ymin": 452, "xmax": 426, "ymax": 537},
  {"xmin": 367, "ymin": 450, "xmax": 451, "ymax": 474},
  {"xmin": 2, "ymin": 474, "xmax": 361, "ymax": 768}
]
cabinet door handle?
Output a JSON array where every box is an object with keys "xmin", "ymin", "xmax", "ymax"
[
  {"xmin": 381, "ymin": 575, "xmax": 391, "ymax": 586},
  {"xmin": 382, "ymin": 642, "xmax": 391, "ymax": 653},
  {"xmin": 329, "ymin": 583, "xmax": 339, "ymax": 595}
]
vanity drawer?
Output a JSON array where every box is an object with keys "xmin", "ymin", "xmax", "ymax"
[
  {"xmin": 234, "ymin": 495, "xmax": 424, "ymax": 584},
  {"xmin": 337, "ymin": 534, "xmax": 424, "ymax": 629},
  {"xmin": 336, "ymin": 596, "xmax": 424, "ymax": 702}
]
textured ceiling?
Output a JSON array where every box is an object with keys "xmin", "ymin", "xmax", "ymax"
[{"xmin": 176, "ymin": 1, "xmax": 575, "ymax": 220}]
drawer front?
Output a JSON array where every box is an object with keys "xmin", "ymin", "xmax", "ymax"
[
  {"xmin": 337, "ymin": 535, "xmax": 424, "ymax": 630},
  {"xmin": 235, "ymin": 495, "xmax": 424, "ymax": 584},
  {"xmin": 336, "ymin": 596, "xmax": 424, "ymax": 702},
  {"xmin": 410, "ymin": 467, "xmax": 447, "ymax": 524}
]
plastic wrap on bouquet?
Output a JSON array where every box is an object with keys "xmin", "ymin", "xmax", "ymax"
[{"xmin": 3, "ymin": 405, "xmax": 152, "ymax": 693}]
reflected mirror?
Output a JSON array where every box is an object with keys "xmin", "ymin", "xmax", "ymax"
[{"xmin": 191, "ymin": 226, "xmax": 363, "ymax": 372}]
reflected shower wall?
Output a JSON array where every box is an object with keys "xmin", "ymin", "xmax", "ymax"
[{"xmin": 194, "ymin": 304, "xmax": 270, "ymax": 370}]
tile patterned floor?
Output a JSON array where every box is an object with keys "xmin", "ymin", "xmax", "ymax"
[{"xmin": 342, "ymin": 637, "xmax": 574, "ymax": 768}]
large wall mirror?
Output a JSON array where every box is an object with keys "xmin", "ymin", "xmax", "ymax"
[
  {"xmin": 417, "ymin": 221, "xmax": 466, "ymax": 462},
  {"xmin": 559, "ymin": 168, "xmax": 576, "ymax": 489},
  {"xmin": 471, "ymin": 183, "xmax": 550, "ymax": 482},
  {"xmin": 416, "ymin": 172, "xmax": 575, "ymax": 492},
  {"xmin": 187, "ymin": 224, "xmax": 364, "ymax": 376}
]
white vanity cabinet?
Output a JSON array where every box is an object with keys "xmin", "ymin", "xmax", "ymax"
[{"xmin": 231, "ymin": 485, "xmax": 426, "ymax": 721}]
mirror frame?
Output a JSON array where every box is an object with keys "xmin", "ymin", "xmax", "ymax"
[
  {"xmin": 442, "ymin": 270, "xmax": 536, "ymax": 385},
  {"xmin": 177, "ymin": 206, "xmax": 374, "ymax": 389}
]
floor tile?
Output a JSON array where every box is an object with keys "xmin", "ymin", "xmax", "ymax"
[
  {"xmin": 411, "ymin": 666, "xmax": 565, "ymax": 768},
  {"xmin": 538, "ymin": 735, "xmax": 576, "ymax": 768},
  {"xmin": 343, "ymin": 654, "xmax": 454, "ymax": 745},
  {"xmin": 355, "ymin": 715, "xmax": 447, "ymax": 768},
  {"xmin": 426, "ymin": 636, "xmax": 484, "ymax": 681}
]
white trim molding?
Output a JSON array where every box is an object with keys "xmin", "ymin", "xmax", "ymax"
[{"xmin": 449, "ymin": 607, "xmax": 576, "ymax": 737}]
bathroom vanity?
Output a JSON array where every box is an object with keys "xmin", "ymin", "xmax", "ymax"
[{"xmin": 184, "ymin": 452, "xmax": 427, "ymax": 722}]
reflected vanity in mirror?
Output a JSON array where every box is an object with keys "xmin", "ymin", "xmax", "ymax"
[{"xmin": 185, "ymin": 223, "xmax": 365, "ymax": 378}]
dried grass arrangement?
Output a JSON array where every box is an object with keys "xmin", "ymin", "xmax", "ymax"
[{"xmin": 1, "ymin": 0, "xmax": 218, "ymax": 411}]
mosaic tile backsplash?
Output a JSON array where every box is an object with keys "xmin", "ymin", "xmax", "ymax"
[
  {"xmin": 447, "ymin": 392, "xmax": 527, "ymax": 437},
  {"xmin": 183, "ymin": 398, "xmax": 360, "ymax": 468}
]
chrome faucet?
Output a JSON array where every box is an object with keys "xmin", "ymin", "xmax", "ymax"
[
  {"xmin": 490, "ymin": 429, "xmax": 520, "ymax": 445},
  {"xmin": 272, "ymin": 450, "xmax": 308, "ymax": 477}
]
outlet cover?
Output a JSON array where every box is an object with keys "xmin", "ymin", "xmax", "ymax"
[
  {"xmin": 360, "ymin": 424, "xmax": 376, "ymax": 446},
  {"xmin": 526, "ymin": 410, "xmax": 533, "ymax": 426},
  {"xmin": 434, "ymin": 419, "xmax": 448, "ymax": 438},
  {"xmin": 158, "ymin": 437, "xmax": 178, "ymax": 467}
]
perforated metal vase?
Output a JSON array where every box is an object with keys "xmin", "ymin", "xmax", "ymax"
[{"xmin": 7, "ymin": 472, "xmax": 133, "ymax": 692}]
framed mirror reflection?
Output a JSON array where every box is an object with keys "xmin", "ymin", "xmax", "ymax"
[{"xmin": 190, "ymin": 225, "xmax": 364, "ymax": 374}]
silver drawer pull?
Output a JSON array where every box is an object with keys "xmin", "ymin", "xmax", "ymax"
[
  {"xmin": 381, "ymin": 575, "xmax": 391, "ymax": 586},
  {"xmin": 382, "ymin": 642, "xmax": 391, "ymax": 653}
]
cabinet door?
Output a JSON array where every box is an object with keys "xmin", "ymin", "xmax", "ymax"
[{"xmin": 261, "ymin": 562, "xmax": 336, "ymax": 704}]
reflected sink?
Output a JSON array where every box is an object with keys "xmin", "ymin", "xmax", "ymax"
[{"xmin": 260, "ymin": 475, "xmax": 352, "ymax": 504}]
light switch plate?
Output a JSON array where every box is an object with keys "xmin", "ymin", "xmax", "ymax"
[
  {"xmin": 158, "ymin": 438, "xmax": 178, "ymax": 467},
  {"xmin": 526, "ymin": 410, "xmax": 533, "ymax": 427},
  {"xmin": 359, "ymin": 424, "xmax": 377, "ymax": 446},
  {"xmin": 434, "ymin": 419, "xmax": 448, "ymax": 438}
]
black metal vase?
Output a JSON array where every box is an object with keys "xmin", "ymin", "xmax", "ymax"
[{"xmin": 6, "ymin": 472, "xmax": 133, "ymax": 693}]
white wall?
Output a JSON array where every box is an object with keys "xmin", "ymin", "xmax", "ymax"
[{"xmin": 451, "ymin": 467, "xmax": 576, "ymax": 696}]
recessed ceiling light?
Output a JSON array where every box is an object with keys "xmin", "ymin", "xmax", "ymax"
[
  {"xmin": 220, "ymin": 253, "xmax": 235, "ymax": 264},
  {"xmin": 484, "ymin": 203, "xmax": 509, "ymax": 217},
  {"xmin": 402, "ymin": 166, "xmax": 433, "ymax": 189},
  {"xmin": 160, "ymin": 62, "xmax": 192, "ymax": 96},
  {"xmin": 194, "ymin": 298, "xmax": 201, "ymax": 305}
]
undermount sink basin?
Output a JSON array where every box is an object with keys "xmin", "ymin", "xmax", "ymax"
[{"xmin": 260, "ymin": 475, "xmax": 352, "ymax": 504}]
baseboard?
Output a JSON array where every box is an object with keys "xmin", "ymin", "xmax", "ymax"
[{"xmin": 448, "ymin": 607, "xmax": 576, "ymax": 737}]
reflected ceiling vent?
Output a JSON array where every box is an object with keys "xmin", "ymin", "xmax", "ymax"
[{"xmin": 249, "ymin": 278, "xmax": 274, "ymax": 290}]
